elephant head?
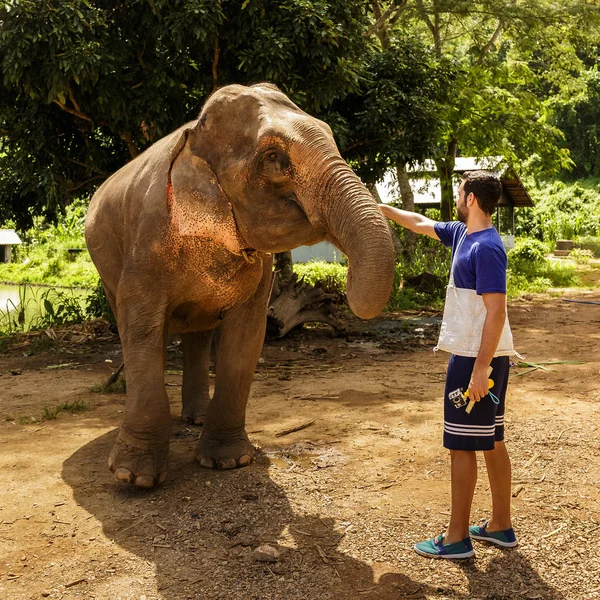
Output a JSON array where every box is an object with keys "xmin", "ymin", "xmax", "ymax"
[{"xmin": 168, "ymin": 83, "xmax": 395, "ymax": 319}]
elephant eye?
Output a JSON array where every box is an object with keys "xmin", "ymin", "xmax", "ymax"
[{"xmin": 267, "ymin": 151, "xmax": 278, "ymax": 161}]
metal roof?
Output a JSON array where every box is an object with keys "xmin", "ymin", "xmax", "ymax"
[
  {"xmin": 0, "ymin": 229, "xmax": 22, "ymax": 245},
  {"xmin": 375, "ymin": 158, "xmax": 534, "ymax": 208}
]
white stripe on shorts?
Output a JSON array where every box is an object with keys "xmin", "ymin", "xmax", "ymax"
[
  {"xmin": 444, "ymin": 427, "xmax": 495, "ymax": 437},
  {"xmin": 444, "ymin": 421, "xmax": 495, "ymax": 432}
]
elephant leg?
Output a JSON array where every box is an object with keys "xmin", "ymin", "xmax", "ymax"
[
  {"xmin": 181, "ymin": 330, "xmax": 214, "ymax": 425},
  {"xmin": 109, "ymin": 285, "xmax": 171, "ymax": 488},
  {"xmin": 196, "ymin": 255, "xmax": 273, "ymax": 470}
]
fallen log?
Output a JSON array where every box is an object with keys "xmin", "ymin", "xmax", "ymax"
[{"xmin": 267, "ymin": 274, "xmax": 345, "ymax": 338}]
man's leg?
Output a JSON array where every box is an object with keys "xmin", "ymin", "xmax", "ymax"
[
  {"xmin": 442, "ymin": 355, "xmax": 495, "ymax": 544},
  {"xmin": 444, "ymin": 450, "xmax": 477, "ymax": 544},
  {"xmin": 483, "ymin": 441, "xmax": 512, "ymax": 531}
]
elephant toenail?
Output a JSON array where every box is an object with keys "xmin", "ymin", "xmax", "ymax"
[
  {"xmin": 115, "ymin": 468, "xmax": 134, "ymax": 483},
  {"xmin": 200, "ymin": 457, "xmax": 215, "ymax": 469},
  {"xmin": 134, "ymin": 475, "xmax": 155, "ymax": 488},
  {"xmin": 158, "ymin": 471, "xmax": 167, "ymax": 485},
  {"xmin": 238, "ymin": 455, "xmax": 252, "ymax": 466},
  {"xmin": 217, "ymin": 458, "xmax": 237, "ymax": 470}
]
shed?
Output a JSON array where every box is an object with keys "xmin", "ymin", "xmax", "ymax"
[
  {"xmin": 375, "ymin": 157, "xmax": 534, "ymax": 249},
  {"xmin": 0, "ymin": 229, "xmax": 22, "ymax": 263}
]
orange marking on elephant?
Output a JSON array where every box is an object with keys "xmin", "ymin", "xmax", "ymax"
[{"xmin": 167, "ymin": 181, "xmax": 175, "ymax": 210}]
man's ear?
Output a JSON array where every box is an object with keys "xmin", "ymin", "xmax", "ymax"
[{"xmin": 167, "ymin": 126, "xmax": 246, "ymax": 254}]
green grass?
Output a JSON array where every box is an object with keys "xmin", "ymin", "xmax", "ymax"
[
  {"xmin": 0, "ymin": 199, "xmax": 99, "ymax": 289},
  {"xmin": 57, "ymin": 398, "xmax": 90, "ymax": 413},
  {"xmin": 10, "ymin": 399, "xmax": 91, "ymax": 425},
  {"xmin": 0, "ymin": 247, "xmax": 99, "ymax": 289},
  {"xmin": 42, "ymin": 405, "xmax": 61, "ymax": 420},
  {"xmin": 91, "ymin": 376, "xmax": 126, "ymax": 394}
]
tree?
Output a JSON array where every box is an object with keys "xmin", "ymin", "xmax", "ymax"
[
  {"xmin": 552, "ymin": 69, "xmax": 600, "ymax": 179},
  {"xmin": 389, "ymin": 0, "xmax": 597, "ymax": 220},
  {"xmin": 0, "ymin": 0, "xmax": 372, "ymax": 229}
]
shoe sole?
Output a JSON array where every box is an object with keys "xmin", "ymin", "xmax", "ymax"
[
  {"xmin": 470, "ymin": 534, "xmax": 518, "ymax": 548},
  {"xmin": 413, "ymin": 545, "xmax": 474, "ymax": 559}
]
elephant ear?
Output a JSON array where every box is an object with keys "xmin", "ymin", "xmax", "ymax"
[{"xmin": 168, "ymin": 127, "xmax": 247, "ymax": 254}]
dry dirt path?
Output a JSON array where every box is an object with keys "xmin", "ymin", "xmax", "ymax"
[{"xmin": 0, "ymin": 291, "xmax": 599, "ymax": 600}]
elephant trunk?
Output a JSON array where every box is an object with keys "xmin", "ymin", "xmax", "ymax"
[{"xmin": 301, "ymin": 159, "xmax": 395, "ymax": 319}]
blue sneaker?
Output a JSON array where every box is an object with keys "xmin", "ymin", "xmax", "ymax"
[
  {"xmin": 414, "ymin": 534, "xmax": 474, "ymax": 559},
  {"xmin": 469, "ymin": 521, "xmax": 518, "ymax": 548}
]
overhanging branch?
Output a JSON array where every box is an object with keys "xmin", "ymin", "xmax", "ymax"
[
  {"xmin": 53, "ymin": 99, "xmax": 92, "ymax": 123},
  {"xmin": 366, "ymin": 0, "xmax": 408, "ymax": 37}
]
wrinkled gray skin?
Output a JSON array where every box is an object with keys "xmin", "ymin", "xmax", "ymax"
[{"xmin": 85, "ymin": 83, "xmax": 395, "ymax": 488}]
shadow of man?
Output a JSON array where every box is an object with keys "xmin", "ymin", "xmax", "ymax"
[
  {"xmin": 62, "ymin": 422, "xmax": 436, "ymax": 600},
  {"xmin": 455, "ymin": 549, "xmax": 566, "ymax": 600}
]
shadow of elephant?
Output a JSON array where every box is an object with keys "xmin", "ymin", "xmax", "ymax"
[{"xmin": 62, "ymin": 422, "xmax": 436, "ymax": 600}]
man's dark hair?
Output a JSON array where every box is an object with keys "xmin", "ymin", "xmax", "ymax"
[{"xmin": 462, "ymin": 170, "xmax": 502, "ymax": 215}]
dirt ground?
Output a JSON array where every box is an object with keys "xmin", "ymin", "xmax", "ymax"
[{"xmin": 1, "ymin": 287, "xmax": 600, "ymax": 600}]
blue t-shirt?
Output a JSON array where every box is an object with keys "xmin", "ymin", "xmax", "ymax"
[{"xmin": 434, "ymin": 221, "xmax": 507, "ymax": 295}]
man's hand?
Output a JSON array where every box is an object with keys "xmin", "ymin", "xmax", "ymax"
[{"xmin": 468, "ymin": 366, "xmax": 490, "ymax": 403}]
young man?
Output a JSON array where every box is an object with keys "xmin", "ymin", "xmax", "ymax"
[{"xmin": 380, "ymin": 170, "xmax": 518, "ymax": 559}]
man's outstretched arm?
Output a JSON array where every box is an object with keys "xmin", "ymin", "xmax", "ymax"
[{"xmin": 379, "ymin": 205, "xmax": 440, "ymax": 240}]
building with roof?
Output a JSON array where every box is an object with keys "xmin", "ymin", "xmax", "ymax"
[
  {"xmin": 375, "ymin": 157, "xmax": 534, "ymax": 249},
  {"xmin": 0, "ymin": 229, "xmax": 22, "ymax": 263}
]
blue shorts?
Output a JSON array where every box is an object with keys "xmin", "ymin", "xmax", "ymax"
[{"xmin": 443, "ymin": 354, "xmax": 510, "ymax": 451}]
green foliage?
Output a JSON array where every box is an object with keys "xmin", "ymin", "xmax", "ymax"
[
  {"xmin": 574, "ymin": 235, "xmax": 600, "ymax": 258},
  {"xmin": 292, "ymin": 261, "xmax": 347, "ymax": 290},
  {"xmin": 507, "ymin": 239, "xmax": 578, "ymax": 295},
  {"xmin": 0, "ymin": 284, "xmax": 90, "ymax": 335},
  {"xmin": 551, "ymin": 66, "xmax": 600, "ymax": 178},
  {"xmin": 57, "ymin": 398, "xmax": 89, "ymax": 413},
  {"xmin": 515, "ymin": 178, "xmax": 600, "ymax": 241},
  {"xmin": 38, "ymin": 289, "xmax": 87, "ymax": 327},
  {"xmin": 568, "ymin": 248, "xmax": 594, "ymax": 264},
  {"xmin": 91, "ymin": 376, "xmax": 126, "ymax": 395},
  {"xmin": 85, "ymin": 279, "xmax": 115, "ymax": 323},
  {"xmin": 14, "ymin": 398, "xmax": 89, "ymax": 425},
  {"xmin": 333, "ymin": 36, "xmax": 456, "ymax": 183},
  {"xmin": 0, "ymin": 0, "xmax": 372, "ymax": 228},
  {"xmin": 42, "ymin": 405, "xmax": 61, "ymax": 420},
  {"xmin": 507, "ymin": 238, "xmax": 548, "ymax": 273},
  {"xmin": 0, "ymin": 199, "xmax": 99, "ymax": 288}
]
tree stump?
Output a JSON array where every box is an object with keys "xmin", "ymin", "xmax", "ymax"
[{"xmin": 267, "ymin": 274, "xmax": 344, "ymax": 338}]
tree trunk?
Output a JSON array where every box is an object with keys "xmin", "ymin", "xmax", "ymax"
[
  {"xmin": 274, "ymin": 251, "xmax": 293, "ymax": 284},
  {"xmin": 396, "ymin": 162, "xmax": 417, "ymax": 254},
  {"xmin": 267, "ymin": 274, "xmax": 344, "ymax": 338},
  {"xmin": 435, "ymin": 138, "xmax": 458, "ymax": 221}
]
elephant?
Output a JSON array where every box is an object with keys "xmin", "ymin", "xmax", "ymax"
[{"xmin": 85, "ymin": 83, "xmax": 395, "ymax": 488}]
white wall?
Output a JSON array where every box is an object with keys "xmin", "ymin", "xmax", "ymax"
[{"xmin": 291, "ymin": 242, "xmax": 344, "ymax": 263}]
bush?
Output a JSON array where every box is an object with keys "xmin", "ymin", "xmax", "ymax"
[
  {"xmin": 569, "ymin": 248, "xmax": 594, "ymax": 263},
  {"xmin": 516, "ymin": 178, "xmax": 600, "ymax": 242},
  {"xmin": 507, "ymin": 239, "xmax": 578, "ymax": 295},
  {"xmin": 575, "ymin": 236, "xmax": 600, "ymax": 258},
  {"xmin": 86, "ymin": 279, "xmax": 116, "ymax": 323},
  {"xmin": 293, "ymin": 261, "xmax": 347, "ymax": 290},
  {"xmin": 508, "ymin": 239, "xmax": 548, "ymax": 275}
]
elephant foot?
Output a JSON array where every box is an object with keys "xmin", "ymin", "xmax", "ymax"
[
  {"xmin": 195, "ymin": 429, "xmax": 255, "ymax": 470},
  {"xmin": 182, "ymin": 409, "xmax": 206, "ymax": 426},
  {"xmin": 181, "ymin": 397, "xmax": 210, "ymax": 426},
  {"xmin": 108, "ymin": 429, "xmax": 169, "ymax": 488}
]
